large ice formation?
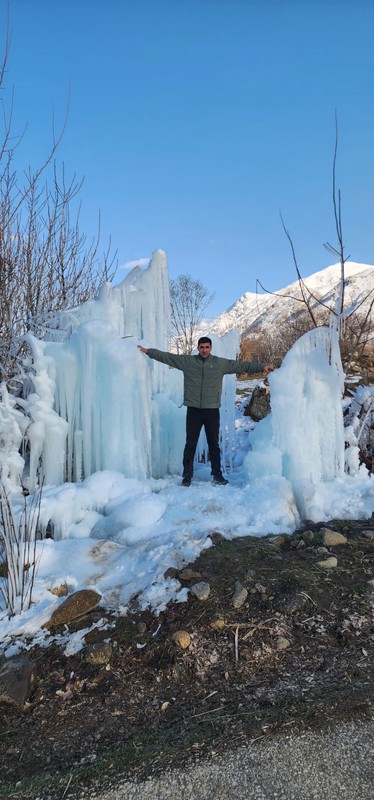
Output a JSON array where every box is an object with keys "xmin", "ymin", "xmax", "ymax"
[
  {"xmin": 246, "ymin": 324, "xmax": 348, "ymax": 517},
  {"xmin": 4, "ymin": 250, "xmax": 239, "ymax": 489}
]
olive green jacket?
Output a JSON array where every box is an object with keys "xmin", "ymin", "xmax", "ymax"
[{"xmin": 146, "ymin": 349, "xmax": 263, "ymax": 409}]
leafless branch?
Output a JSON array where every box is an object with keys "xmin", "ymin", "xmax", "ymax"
[
  {"xmin": 0, "ymin": 36, "xmax": 116, "ymax": 386},
  {"xmin": 329, "ymin": 111, "xmax": 346, "ymax": 315}
]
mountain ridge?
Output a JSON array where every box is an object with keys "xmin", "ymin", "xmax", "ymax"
[{"xmin": 202, "ymin": 262, "xmax": 374, "ymax": 338}]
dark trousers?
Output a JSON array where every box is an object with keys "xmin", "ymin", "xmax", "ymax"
[{"xmin": 183, "ymin": 407, "xmax": 222, "ymax": 480}]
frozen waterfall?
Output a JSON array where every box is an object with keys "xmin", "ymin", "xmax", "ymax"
[
  {"xmin": 2, "ymin": 248, "xmax": 354, "ymax": 504},
  {"xmin": 7, "ymin": 250, "xmax": 239, "ymax": 489}
]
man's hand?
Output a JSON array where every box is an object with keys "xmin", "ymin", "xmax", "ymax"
[
  {"xmin": 137, "ymin": 345, "xmax": 148, "ymax": 354},
  {"xmin": 264, "ymin": 364, "xmax": 275, "ymax": 375}
]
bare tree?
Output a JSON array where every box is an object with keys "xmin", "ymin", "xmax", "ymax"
[
  {"xmin": 255, "ymin": 115, "xmax": 374, "ymax": 372},
  {"xmin": 0, "ymin": 23, "xmax": 116, "ymax": 387},
  {"xmin": 170, "ymin": 274, "xmax": 215, "ymax": 354}
]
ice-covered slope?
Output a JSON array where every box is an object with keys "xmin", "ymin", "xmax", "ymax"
[{"xmin": 206, "ymin": 263, "xmax": 374, "ymax": 337}]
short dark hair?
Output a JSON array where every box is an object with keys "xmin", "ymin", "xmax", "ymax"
[{"xmin": 198, "ymin": 336, "xmax": 212, "ymax": 346}]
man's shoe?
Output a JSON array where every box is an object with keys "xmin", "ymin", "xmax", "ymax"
[
  {"xmin": 212, "ymin": 475, "xmax": 228, "ymax": 486},
  {"xmin": 182, "ymin": 477, "xmax": 191, "ymax": 487}
]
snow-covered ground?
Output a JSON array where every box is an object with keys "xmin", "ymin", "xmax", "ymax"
[
  {"xmin": 1, "ymin": 392, "xmax": 373, "ymax": 660},
  {"xmin": 1, "ymin": 252, "xmax": 373, "ymax": 661}
]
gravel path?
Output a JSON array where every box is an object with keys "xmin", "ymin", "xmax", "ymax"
[{"xmin": 88, "ymin": 717, "xmax": 374, "ymax": 800}]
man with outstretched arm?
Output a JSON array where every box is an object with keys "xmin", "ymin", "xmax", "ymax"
[{"xmin": 138, "ymin": 336, "xmax": 273, "ymax": 487}]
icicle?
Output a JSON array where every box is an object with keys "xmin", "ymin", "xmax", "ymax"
[
  {"xmin": 23, "ymin": 336, "xmax": 69, "ymax": 490},
  {"xmin": 74, "ymin": 430, "xmax": 83, "ymax": 482},
  {"xmin": 0, "ymin": 383, "xmax": 26, "ymax": 489}
]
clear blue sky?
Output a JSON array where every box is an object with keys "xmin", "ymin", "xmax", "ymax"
[{"xmin": 4, "ymin": 0, "xmax": 374, "ymax": 316}]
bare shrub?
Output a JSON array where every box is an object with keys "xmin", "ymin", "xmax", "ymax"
[
  {"xmin": 0, "ymin": 26, "xmax": 116, "ymax": 387},
  {"xmin": 0, "ymin": 485, "xmax": 42, "ymax": 617},
  {"xmin": 340, "ymin": 311, "xmax": 374, "ymax": 378},
  {"xmin": 240, "ymin": 309, "xmax": 316, "ymax": 368},
  {"xmin": 241, "ymin": 306, "xmax": 373, "ymax": 377}
]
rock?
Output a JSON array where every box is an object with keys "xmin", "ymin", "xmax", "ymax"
[
  {"xmin": 321, "ymin": 528, "xmax": 348, "ymax": 546},
  {"xmin": 49, "ymin": 583, "xmax": 68, "ymax": 597},
  {"xmin": 290, "ymin": 538, "xmax": 303, "ymax": 549},
  {"xmin": 320, "ymin": 525, "xmax": 338, "ymax": 536},
  {"xmin": 46, "ymin": 589, "xmax": 102, "ymax": 628},
  {"xmin": 363, "ymin": 530, "xmax": 374, "ymax": 541},
  {"xmin": 210, "ymin": 531, "xmax": 226, "ymax": 545},
  {"xmin": 209, "ymin": 616, "xmax": 225, "ymax": 631},
  {"xmin": 283, "ymin": 593, "xmax": 308, "ymax": 614},
  {"xmin": 67, "ymin": 610, "xmax": 105, "ymax": 634},
  {"xmin": 367, "ymin": 579, "xmax": 374, "ymax": 587},
  {"xmin": 0, "ymin": 657, "xmax": 35, "ymax": 707},
  {"xmin": 269, "ymin": 535, "xmax": 286, "ymax": 548},
  {"xmin": 316, "ymin": 556, "xmax": 338, "ymax": 569},
  {"xmin": 276, "ymin": 636, "xmax": 291, "ymax": 650},
  {"xmin": 244, "ymin": 385, "xmax": 271, "ymax": 421},
  {"xmin": 172, "ymin": 630, "xmax": 191, "ymax": 649},
  {"xmin": 136, "ymin": 611, "xmax": 155, "ymax": 628},
  {"xmin": 179, "ymin": 568, "xmax": 202, "ymax": 581},
  {"xmin": 245, "ymin": 569, "xmax": 256, "ymax": 579},
  {"xmin": 190, "ymin": 581, "xmax": 210, "ymax": 601},
  {"xmin": 296, "ymin": 539, "xmax": 306, "ymax": 549},
  {"xmin": 314, "ymin": 546, "xmax": 330, "ymax": 555},
  {"xmin": 232, "ymin": 582, "xmax": 248, "ymax": 609},
  {"xmin": 137, "ymin": 622, "xmax": 147, "ymax": 634},
  {"xmin": 85, "ymin": 642, "xmax": 113, "ymax": 665},
  {"xmin": 164, "ymin": 567, "xmax": 178, "ymax": 579},
  {"xmin": 302, "ymin": 530, "xmax": 315, "ymax": 544}
]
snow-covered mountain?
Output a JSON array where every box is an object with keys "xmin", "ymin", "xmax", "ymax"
[{"xmin": 204, "ymin": 262, "xmax": 374, "ymax": 338}]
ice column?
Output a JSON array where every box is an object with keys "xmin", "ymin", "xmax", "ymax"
[
  {"xmin": 23, "ymin": 336, "xmax": 69, "ymax": 490},
  {"xmin": 24, "ymin": 250, "xmax": 181, "ymax": 484},
  {"xmin": 269, "ymin": 326, "xmax": 345, "ymax": 514},
  {"xmin": 0, "ymin": 384, "xmax": 26, "ymax": 489}
]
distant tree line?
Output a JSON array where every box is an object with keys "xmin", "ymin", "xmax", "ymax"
[{"xmin": 240, "ymin": 305, "xmax": 374, "ymax": 380}]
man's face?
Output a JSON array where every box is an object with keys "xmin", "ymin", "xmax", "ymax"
[{"xmin": 198, "ymin": 342, "xmax": 212, "ymax": 359}]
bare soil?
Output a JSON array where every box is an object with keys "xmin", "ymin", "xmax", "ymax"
[{"xmin": 1, "ymin": 518, "xmax": 374, "ymax": 800}]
